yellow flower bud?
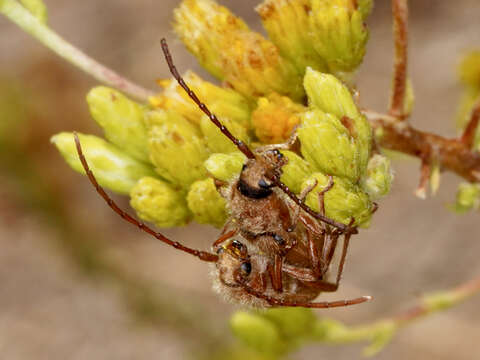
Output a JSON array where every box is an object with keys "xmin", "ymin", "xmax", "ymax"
[
  {"xmin": 280, "ymin": 150, "xmax": 312, "ymax": 194},
  {"xmin": 256, "ymin": 0, "xmax": 328, "ymax": 73},
  {"xmin": 87, "ymin": 87, "xmax": 150, "ymax": 163},
  {"xmin": 130, "ymin": 177, "xmax": 190, "ymax": 228},
  {"xmin": 304, "ymin": 68, "xmax": 361, "ymax": 122},
  {"xmin": 230, "ymin": 311, "xmax": 286, "ymax": 355},
  {"xmin": 146, "ymin": 110, "xmax": 210, "ymax": 188},
  {"xmin": 298, "ymin": 110, "xmax": 361, "ymax": 181},
  {"xmin": 303, "ymin": 68, "xmax": 371, "ymax": 174},
  {"xmin": 220, "ymin": 30, "xmax": 303, "ymax": 101},
  {"xmin": 261, "ymin": 308, "xmax": 315, "ymax": 339},
  {"xmin": 151, "ymin": 71, "xmax": 252, "ymax": 128},
  {"xmin": 363, "ymin": 154, "xmax": 394, "ymax": 200},
  {"xmin": 309, "ymin": 0, "xmax": 371, "ymax": 73},
  {"xmin": 187, "ymin": 178, "xmax": 228, "ymax": 228},
  {"xmin": 174, "ymin": 0, "xmax": 303, "ymax": 101},
  {"xmin": 251, "ymin": 93, "xmax": 305, "ymax": 144},
  {"xmin": 451, "ymin": 182, "xmax": 480, "ymax": 214},
  {"xmin": 204, "ymin": 152, "xmax": 246, "ymax": 182},
  {"xmin": 200, "ymin": 115, "xmax": 251, "ymax": 154},
  {"xmin": 301, "ymin": 173, "xmax": 373, "ymax": 227},
  {"xmin": 51, "ymin": 132, "xmax": 156, "ymax": 195},
  {"xmin": 173, "ymin": 0, "xmax": 248, "ymax": 79}
]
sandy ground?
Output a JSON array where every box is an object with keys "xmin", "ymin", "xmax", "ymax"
[{"xmin": 1, "ymin": 1, "xmax": 480, "ymax": 359}]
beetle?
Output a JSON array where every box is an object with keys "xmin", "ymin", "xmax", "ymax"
[
  {"xmin": 69, "ymin": 39, "xmax": 371, "ymax": 309},
  {"xmin": 74, "ymin": 133, "xmax": 369, "ymax": 308},
  {"xmin": 160, "ymin": 39, "xmax": 362, "ymax": 295}
]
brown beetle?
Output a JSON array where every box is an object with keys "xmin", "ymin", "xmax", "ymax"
[
  {"xmin": 160, "ymin": 39, "xmax": 364, "ymax": 298},
  {"xmin": 69, "ymin": 39, "xmax": 371, "ymax": 309},
  {"xmin": 74, "ymin": 134, "xmax": 369, "ymax": 308}
]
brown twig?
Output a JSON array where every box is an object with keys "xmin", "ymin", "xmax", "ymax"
[
  {"xmin": 365, "ymin": 111, "xmax": 480, "ymax": 183},
  {"xmin": 460, "ymin": 99, "xmax": 480, "ymax": 149},
  {"xmin": 389, "ymin": 0, "xmax": 409, "ymax": 119},
  {"xmin": 415, "ymin": 158, "xmax": 431, "ymax": 199}
]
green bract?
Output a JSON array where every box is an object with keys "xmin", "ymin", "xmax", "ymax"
[
  {"xmin": 205, "ymin": 152, "xmax": 246, "ymax": 182},
  {"xmin": 301, "ymin": 173, "xmax": 373, "ymax": 227},
  {"xmin": 187, "ymin": 178, "xmax": 228, "ymax": 227},
  {"xmin": 363, "ymin": 154, "xmax": 394, "ymax": 200},
  {"xmin": 451, "ymin": 182, "xmax": 480, "ymax": 214},
  {"xmin": 299, "ymin": 110, "xmax": 361, "ymax": 181},
  {"xmin": 200, "ymin": 115, "xmax": 251, "ymax": 154},
  {"xmin": 87, "ymin": 86, "xmax": 150, "ymax": 163},
  {"xmin": 279, "ymin": 150, "xmax": 312, "ymax": 194},
  {"xmin": 146, "ymin": 109, "xmax": 209, "ymax": 188},
  {"xmin": 230, "ymin": 311, "xmax": 287, "ymax": 356},
  {"xmin": 51, "ymin": 132, "xmax": 156, "ymax": 195},
  {"xmin": 303, "ymin": 68, "xmax": 371, "ymax": 174},
  {"xmin": 130, "ymin": 177, "xmax": 190, "ymax": 227}
]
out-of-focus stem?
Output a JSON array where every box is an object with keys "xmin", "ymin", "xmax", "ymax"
[
  {"xmin": 0, "ymin": 0, "xmax": 154, "ymax": 102},
  {"xmin": 389, "ymin": 0, "xmax": 409, "ymax": 119},
  {"xmin": 311, "ymin": 275, "xmax": 480, "ymax": 356}
]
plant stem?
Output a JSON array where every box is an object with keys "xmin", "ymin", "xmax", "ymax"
[
  {"xmin": 311, "ymin": 274, "xmax": 480, "ymax": 356},
  {"xmin": 389, "ymin": 0, "xmax": 409, "ymax": 119},
  {"xmin": 364, "ymin": 110, "xmax": 480, "ymax": 183},
  {"xmin": 0, "ymin": 0, "xmax": 154, "ymax": 102}
]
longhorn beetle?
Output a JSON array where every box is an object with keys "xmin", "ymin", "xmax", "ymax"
[
  {"xmin": 160, "ymin": 39, "xmax": 360, "ymax": 294},
  {"xmin": 70, "ymin": 39, "xmax": 371, "ymax": 308}
]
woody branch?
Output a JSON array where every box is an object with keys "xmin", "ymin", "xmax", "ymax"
[{"xmin": 365, "ymin": 0, "xmax": 480, "ymax": 185}]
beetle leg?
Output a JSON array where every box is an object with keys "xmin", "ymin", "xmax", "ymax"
[
  {"xmin": 268, "ymin": 255, "xmax": 284, "ymax": 293},
  {"xmin": 317, "ymin": 175, "xmax": 334, "ymax": 217},
  {"xmin": 320, "ymin": 230, "xmax": 340, "ymax": 276},
  {"xmin": 334, "ymin": 226, "xmax": 353, "ymax": 287},
  {"xmin": 243, "ymin": 284, "xmax": 371, "ymax": 308},
  {"xmin": 212, "ymin": 229, "xmax": 237, "ymax": 248}
]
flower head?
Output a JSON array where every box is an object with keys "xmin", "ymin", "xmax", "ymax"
[{"xmin": 53, "ymin": 0, "xmax": 389, "ymax": 229}]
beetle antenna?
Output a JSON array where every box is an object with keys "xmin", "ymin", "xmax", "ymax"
[
  {"xmin": 160, "ymin": 38, "xmax": 255, "ymax": 160},
  {"xmin": 73, "ymin": 133, "xmax": 218, "ymax": 263},
  {"xmin": 160, "ymin": 39, "xmax": 357, "ymax": 235}
]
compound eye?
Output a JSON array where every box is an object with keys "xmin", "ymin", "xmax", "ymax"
[
  {"xmin": 232, "ymin": 240, "xmax": 245, "ymax": 251},
  {"xmin": 216, "ymin": 247, "xmax": 225, "ymax": 255},
  {"xmin": 258, "ymin": 178, "xmax": 273, "ymax": 189},
  {"xmin": 271, "ymin": 149, "xmax": 283, "ymax": 160},
  {"xmin": 240, "ymin": 261, "xmax": 252, "ymax": 276}
]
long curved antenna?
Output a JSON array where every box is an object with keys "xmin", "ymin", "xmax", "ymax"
[
  {"xmin": 160, "ymin": 39, "xmax": 356, "ymax": 235},
  {"xmin": 160, "ymin": 39, "xmax": 255, "ymax": 160},
  {"xmin": 73, "ymin": 133, "xmax": 218, "ymax": 263}
]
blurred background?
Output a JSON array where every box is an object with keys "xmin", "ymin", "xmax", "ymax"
[{"xmin": 0, "ymin": 0, "xmax": 479, "ymax": 359}]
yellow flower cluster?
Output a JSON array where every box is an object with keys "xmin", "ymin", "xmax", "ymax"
[{"xmin": 53, "ymin": 0, "xmax": 392, "ymax": 229}]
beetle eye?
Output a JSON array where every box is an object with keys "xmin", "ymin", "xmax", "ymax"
[
  {"xmin": 240, "ymin": 262, "xmax": 252, "ymax": 276},
  {"xmin": 216, "ymin": 247, "xmax": 225, "ymax": 255},
  {"xmin": 258, "ymin": 178, "xmax": 273, "ymax": 189},
  {"xmin": 270, "ymin": 149, "xmax": 283, "ymax": 160},
  {"xmin": 232, "ymin": 240, "xmax": 244, "ymax": 251}
]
